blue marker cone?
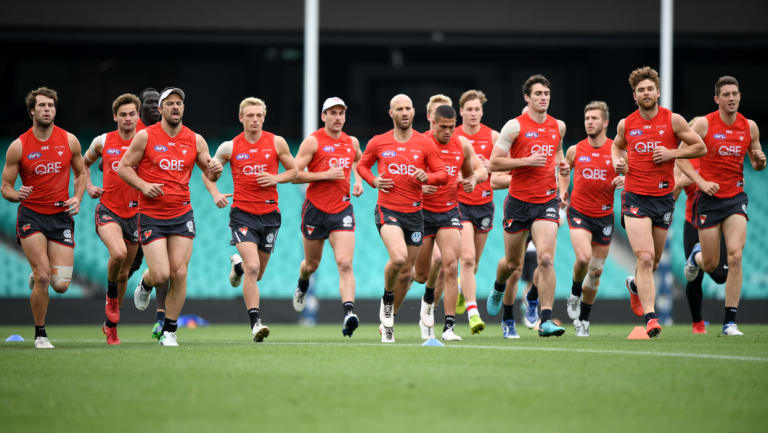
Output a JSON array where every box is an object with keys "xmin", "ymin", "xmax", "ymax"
[
  {"xmin": 421, "ymin": 338, "xmax": 444, "ymax": 347},
  {"xmin": 5, "ymin": 334, "xmax": 24, "ymax": 342}
]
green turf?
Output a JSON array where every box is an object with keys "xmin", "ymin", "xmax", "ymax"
[{"xmin": 1, "ymin": 323, "xmax": 766, "ymax": 433}]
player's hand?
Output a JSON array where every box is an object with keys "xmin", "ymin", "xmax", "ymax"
[
  {"xmin": 86, "ymin": 183, "xmax": 103, "ymax": 199},
  {"xmin": 558, "ymin": 160, "xmax": 570, "ymax": 176},
  {"xmin": 559, "ymin": 191, "xmax": 569, "ymax": 208},
  {"xmin": 460, "ymin": 176, "xmax": 476, "ymax": 193},
  {"xmin": 614, "ymin": 157, "xmax": 628, "ymax": 174},
  {"xmin": 352, "ymin": 180, "xmax": 363, "ymax": 197},
  {"xmin": 374, "ymin": 176, "xmax": 394, "ymax": 193},
  {"xmin": 324, "ymin": 167, "xmax": 345, "ymax": 180},
  {"xmin": 141, "ymin": 183, "xmax": 164, "ymax": 198},
  {"xmin": 611, "ymin": 175, "xmax": 625, "ymax": 190},
  {"xmin": 751, "ymin": 148, "xmax": 767, "ymax": 170},
  {"xmin": 17, "ymin": 185, "xmax": 33, "ymax": 201},
  {"xmin": 652, "ymin": 146, "xmax": 675, "ymax": 164},
  {"xmin": 207, "ymin": 158, "xmax": 223, "ymax": 176},
  {"xmin": 255, "ymin": 173, "xmax": 278, "ymax": 187},
  {"xmin": 213, "ymin": 192, "xmax": 232, "ymax": 208},
  {"xmin": 62, "ymin": 196, "xmax": 80, "ymax": 215},
  {"xmin": 422, "ymin": 184, "xmax": 437, "ymax": 195},
  {"xmin": 697, "ymin": 179, "xmax": 720, "ymax": 196},
  {"xmin": 478, "ymin": 155, "xmax": 491, "ymax": 171},
  {"xmin": 411, "ymin": 168, "xmax": 429, "ymax": 183},
  {"xmin": 527, "ymin": 152, "xmax": 547, "ymax": 167}
]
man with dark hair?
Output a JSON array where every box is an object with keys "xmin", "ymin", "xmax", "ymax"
[
  {"xmin": 1, "ymin": 87, "xmax": 86, "ymax": 349},
  {"xmin": 612, "ymin": 66, "xmax": 706, "ymax": 338},
  {"xmin": 677, "ymin": 76, "xmax": 765, "ymax": 336}
]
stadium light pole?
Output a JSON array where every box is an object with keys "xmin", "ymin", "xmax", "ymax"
[
  {"xmin": 660, "ymin": 0, "xmax": 673, "ymax": 109},
  {"xmin": 303, "ymin": 0, "xmax": 319, "ymax": 137}
]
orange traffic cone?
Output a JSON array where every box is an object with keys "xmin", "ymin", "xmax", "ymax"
[{"xmin": 627, "ymin": 326, "xmax": 650, "ymax": 340}]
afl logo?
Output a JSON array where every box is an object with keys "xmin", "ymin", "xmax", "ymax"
[
  {"xmin": 578, "ymin": 156, "xmax": 591, "ymax": 162},
  {"xmin": 106, "ymin": 149, "xmax": 121, "ymax": 155},
  {"xmin": 235, "ymin": 153, "xmax": 250, "ymax": 160},
  {"xmin": 713, "ymin": 133, "xmax": 726, "ymax": 140},
  {"xmin": 27, "ymin": 152, "xmax": 42, "ymax": 160},
  {"xmin": 154, "ymin": 145, "xmax": 168, "ymax": 152},
  {"xmin": 323, "ymin": 146, "xmax": 335, "ymax": 152},
  {"xmin": 525, "ymin": 132, "xmax": 539, "ymax": 138},
  {"xmin": 382, "ymin": 151, "xmax": 397, "ymax": 157},
  {"xmin": 629, "ymin": 129, "xmax": 643, "ymax": 136}
]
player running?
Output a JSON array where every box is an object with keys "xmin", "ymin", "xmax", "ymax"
[
  {"xmin": 202, "ymin": 97, "xmax": 297, "ymax": 343},
  {"xmin": 357, "ymin": 94, "xmax": 447, "ymax": 343},
  {"xmin": 612, "ymin": 67, "xmax": 706, "ymax": 338},
  {"xmin": 562, "ymin": 101, "xmax": 622, "ymax": 337},
  {"xmin": 489, "ymin": 74, "xmax": 570, "ymax": 338},
  {"xmin": 1, "ymin": 87, "xmax": 86, "ymax": 349},
  {"xmin": 677, "ymin": 76, "xmax": 765, "ymax": 336},
  {"xmin": 119, "ymin": 87, "xmax": 220, "ymax": 347},
  {"xmin": 83, "ymin": 93, "xmax": 143, "ymax": 344},
  {"xmin": 291, "ymin": 97, "xmax": 363, "ymax": 337}
]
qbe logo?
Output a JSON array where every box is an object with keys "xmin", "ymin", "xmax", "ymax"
[{"xmin": 633, "ymin": 141, "xmax": 661, "ymax": 153}]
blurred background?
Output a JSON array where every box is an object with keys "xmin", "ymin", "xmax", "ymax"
[{"xmin": 1, "ymin": 0, "xmax": 766, "ymax": 323}]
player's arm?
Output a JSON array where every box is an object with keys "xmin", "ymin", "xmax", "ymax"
[
  {"xmin": 264, "ymin": 135, "xmax": 298, "ymax": 185},
  {"xmin": 490, "ymin": 119, "xmax": 545, "ymax": 171},
  {"xmin": 676, "ymin": 117, "xmax": 718, "ymax": 196},
  {"xmin": 66, "ymin": 133, "xmax": 87, "ymax": 215},
  {"xmin": 611, "ymin": 119, "xmax": 628, "ymax": 174},
  {"xmin": 458, "ymin": 136, "xmax": 479, "ymax": 193},
  {"xmin": 747, "ymin": 120, "xmax": 766, "ymax": 171},
  {"xmin": 194, "ymin": 134, "xmax": 223, "ymax": 181},
  {"xmin": 658, "ymin": 113, "xmax": 706, "ymax": 163},
  {"xmin": 357, "ymin": 139, "xmax": 393, "ymax": 192},
  {"xmin": 350, "ymin": 136, "xmax": 363, "ymax": 197},
  {"xmin": 292, "ymin": 135, "xmax": 342, "ymax": 184},
  {"xmin": 118, "ymin": 130, "xmax": 163, "ymax": 198},
  {"xmin": 201, "ymin": 140, "xmax": 232, "ymax": 208},
  {"xmin": 672, "ymin": 165, "xmax": 693, "ymax": 201},
  {"xmin": 490, "ymin": 172, "xmax": 511, "ymax": 190},
  {"xmin": 1, "ymin": 139, "xmax": 32, "ymax": 203},
  {"xmin": 555, "ymin": 121, "xmax": 570, "ymax": 207},
  {"xmin": 419, "ymin": 141, "xmax": 447, "ymax": 185},
  {"xmin": 83, "ymin": 134, "xmax": 105, "ymax": 198}
]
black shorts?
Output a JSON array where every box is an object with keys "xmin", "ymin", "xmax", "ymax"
[
  {"xmin": 502, "ymin": 195, "xmax": 560, "ymax": 234},
  {"xmin": 521, "ymin": 250, "xmax": 538, "ymax": 282},
  {"xmin": 230, "ymin": 208, "xmax": 281, "ymax": 254},
  {"xmin": 683, "ymin": 219, "xmax": 728, "ymax": 284},
  {"xmin": 423, "ymin": 207, "xmax": 463, "ymax": 238},
  {"xmin": 374, "ymin": 205, "xmax": 424, "ymax": 246},
  {"xmin": 16, "ymin": 205, "xmax": 75, "ymax": 248},
  {"xmin": 459, "ymin": 201, "xmax": 494, "ymax": 233},
  {"xmin": 692, "ymin": 191, "xmax": 748, "ymax": 229},
  {"xmin": 138, "ymin": 210, "xmax": 195, "ymax": 245},
  {"xmin": 567, "ymin": 206, "xmax": 614, "ymax": 246},
  {"xmin": 95, "ymin": 203, "xmax": 138, "ymax": 244},
  {"xmin": 301, "ymin": 200, "xmax": 355, "ymax": 240},
  {"xmin": 621, "ymin": 191, "xmax": 674, "ymax": 229}
]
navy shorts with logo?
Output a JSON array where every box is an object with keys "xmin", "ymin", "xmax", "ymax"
[
  {"xmin": 229, "ymin": 207, "xmax": 281, "ymax": 254},
  {"xmin": 16, "ymin": 205, "xmax": 75, "ymax": 248},
  {"xmin": 301, "ymin": 200, "xmax": 355, "ymax": 240},
  {"xmin": 567, "ymin": 206, "xmax": 614, "ymax": 246},
  {"xmin": 692, "ymin": 191, "xmax": 748, "ymax": 229},
  {"xmin": 459, "ymin": 201, "xmax": 494, "ymax": 233},
  {"xmin": 138, "ymin": 210, "xmax": 196, "ymax": 245},
  {"xmin": 502, "ymin": 195, "xmax": 560, "ymax": 234},
  {"xmin": 374, "ymin": 205, "xmax": 424, "ymax": 246},
  {"xmin": 95, "ymin": 203, "xmax": 138, "ymax": 244},
  {"xmin": 423, "ymin": 207, "xmax": 463, "ymax": 238},
  {"xmin": 621, "ymin": 191, "xmax": 674, "ymax": 229}
]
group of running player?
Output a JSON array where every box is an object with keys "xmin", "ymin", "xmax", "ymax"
[{"xmin": 2, "ymin": 66, "xmax": 763, "ymax": 348}]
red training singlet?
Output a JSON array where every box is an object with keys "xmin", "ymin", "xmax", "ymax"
[
  {"xmin": 699, "ymin": 111, "xmax": 752, "ymax": 199},
  {"xmin": 423, "ymin": 134, "xmax": 464, "ymax": 213},
  {"xmin": 570, "ymin": 138, "xmax": 617, "ymax": 218},
  {"xmin": 18, "ymin": 126, "xmax": 72, "ymax": 214},
  {"xmin": 137, "ymin": 123, "xmax": 198, "ymax": 219},
  {"xmin": 456, "ymin": 123, "xmax": 493, "ymax": 205},
  {"xmin": 358, "ymin": 130, "xmax": 447, "ymax": 213},
  {"xmin": 100, "ymin": 131, "xmax": 140, "ymax": 218},
  {"xmin": 508, "ymin": 112, "xmax": 562, "ymax": 204},
  {"xmin": 684, "ymin": 158, "xmax": 701, "ymax": 224},
  {"xmin": 305, "ymin": 128, "xmax": 355, "ymax": 214},
  {"xmin": 623, "ymin": 107, "xmax": 677, "ymax": 196},
  {"xmin": 229, "ymin": 131, "xmax": 280, "ymax": 215}
]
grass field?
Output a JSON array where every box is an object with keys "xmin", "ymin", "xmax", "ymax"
[{"xmin": 1, "ymin": 323, "xmax": 767, "ymax": 433}]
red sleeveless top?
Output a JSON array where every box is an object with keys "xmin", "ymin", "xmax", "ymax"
[
  {"xmin": 570, "ymin": 138, "xmax": 617, "ymax": 218},
  {"xmin": 230, "ymin": 131, "xmax": 280, "ymax": 215},
  {"xmin": 305, "ymin": 128, "xmax": 355, "ymax": 214},
  {"xmin": 18, "ymin": 126, "xmax": 72, "ymax": 214}
]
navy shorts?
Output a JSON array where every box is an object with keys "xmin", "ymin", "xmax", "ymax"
[
  {"xmin": 16, "ymin": 205, "xmax": 75, "ymax": 248},
  {"xmin": 301, "ymin": 200, "xmax": 355, "ymax": 240},
  {"xmin": 692, "ymin": 191, "xmax": 748, "ymax": 229},
  {"xmin": 567, "ymin": 206, "xmax": 614, "ymax": 246},
  {"xmin": 230, "ymin": 207, "xmax": 281, "ymax": 254},
  {"xmin": 374, "ymin": 205, "xmax": 423, "ymax": 246},
  {"xmin": 138, "ymin": 210, "xmax": 195, "ymax": 245},
  {"xmin": 459, "ymin": 201, "xmax": 494, "ymax": 233},
  {"xmin": 502, "ymin": 195, "xmax": 560, "ymax": 234},
  {"xmin": 621, "ymin": 191, "xmax": 674, "ymax": 229},
  {"xmin": 423, "ymin": 207, "xmax": 463, "ymax": 238},
  {"xmin": 95, "ymin": 203, "xmax": 138, "ymax": 244}
]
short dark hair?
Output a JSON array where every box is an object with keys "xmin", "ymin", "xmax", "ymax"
[
  {"xmin": 25, "ymin": 87, "xmax": 58, "ymax": 118},
  {"xmin": 522, "ymin": 75, "xmax": 551, "ymax": 96},
  {"xmin": 715, "ymin": 76, "xmax": 739, "ymax": 96},
  {"xmin": 433, "ymin": 104, "xmax": 456, "ymax": 122},
  {"xmin": 139, "ymin": 87, "xmax": 158, "ymax": 101}
]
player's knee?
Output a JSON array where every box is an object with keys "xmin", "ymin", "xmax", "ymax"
[
  {"xmin": 304, "ymin": 258, "xmax": 320, "ymax": 274},
  {"xmin": 110, "ymin": 246, "xmax": 128, "ymax": 263},
  {"xmin": 170, "ymin": 266, "xmax": 187, "ymax": 282},
  {"xmin": 727, "ymin": 249, "xmax": 742, "ymax": 267},
  {"xmin": 537, "ymin": 253, "xmax": 554, "ymax": 269},
  {"xmin": 460, "ymin": 255, "xmax": 476, "ymax": 271},
  {"xmin": 588, "ymin": 258, "xmax": 604, "ymax": 279},
  {"xmin": 398, "ymin": 266, "xmax": 413, "ymax": 282},
  {"xmin": 574, "ymin": 253, "xmax": 590, "ymax": 270},
  {"xmin": 149, "ymin": 269, "xmax": 170, "ymax": 286},
  {"xmin": 243, "ymin": 261, "xmax": 261, "ymax": 277},
  {"xmin": 390, "ymin": 253, "xmax": 408, "ymax": 269},
  {"xmin": 50, "ymin": 266, "xmax": 72, "ymax": 293},
  {"xmin": 443, "ymin": 260, "xmax": 458, "ymax": 278},
  {"xmin": 636, "ymin": 252, "xmax": 654, "ymax": 270},
  {"xmin": 701, "ymin": 255, "xmax": 719, "ymax": 273},
  {"xmin": 336, "ymin": 258, "xmax": 353, "ymax": 275}
]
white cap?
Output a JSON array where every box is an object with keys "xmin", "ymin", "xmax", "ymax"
[
  {"xmin": 321, "ymin": 97, "xmax": 347, "ymax": 113},
  {"xmin": 159, "ymin": 87, "xmax": 185, "ymax": 105}
]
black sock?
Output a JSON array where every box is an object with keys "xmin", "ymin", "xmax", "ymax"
[
  {"xmin": 423, "ymin": 286, "xmax": 435, "ymax": 304},
  {"xmin": 540, "ymin": 309, "xmax": 552, "ymax": 323},
  {"xmin": 162, "ymin": 318, "xmax": 178, "ymax": 333},
  {"xmin": 382, "ymin": 291, "xmax": 394, "ymax": 304},
  {"xmin": 502, "ymin": 303, "xmax": 515, "ymax": 322},
  {"xmin": 105, "ymin": 320, "xmax": 117, "ymax": 328},
  {"xmin": 629, "ymin": 278, "xmax": 638, "ymax": 293},
  {"xmin": 527, "ymin": 284, "xmax": 538, "ymax": 302},
  {"xmin": 248, "ymin": 308, "xmax": 260, "ymax": 328},
  {"xmin": 578, "ymin": 302, "xmax": 592, "ymax": 321},
  {"xmin": 34, "ymin": 325, "xmax": 47, "ymax": 338},
  {"xmin": 724, "ymin": 307, "xmax": 737, "ymax": 324},
  {"xmin": 644, "ymin": 312, "xmax": 657, "ymax": 324},
  {"xmin": 685, "ymin": 282, "xmax": 703, "ymax": 323},
  {"xmin": 156, "ymin": 310, "xmax": 165, "ymax": 323},
  {"xmin": 297, "ymin": 278, "xmax": 309, "ymax": 294},
  {"xmin": 140, "ymin": 278, "xmax": 152, "ymax": 293},
  {"xmin": 571, "ymin": 280, "xmax": 583, "ymax": 298},
  {"xmin": 107, "ymin": 280, "xmax": 118, "ymax": 299},
  {"xmin": 234, "ymin": 262, "xmax": 244, "ymax": 276},
  {"xmin": 343, "ymin": 302, "xmax": 354, "ymax": 315},
  {"xmin": 443, "ymin": 315, "xmax": 456, "ymax": 331},
  {"xmin": 493, "ymin": 280, "xmax": 506, "ymax": 293}
]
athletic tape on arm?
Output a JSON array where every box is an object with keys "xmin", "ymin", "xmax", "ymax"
[{"xmin": 493, "ymin": 119, "xmax": 520, "ymax": 153}]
